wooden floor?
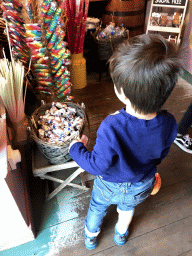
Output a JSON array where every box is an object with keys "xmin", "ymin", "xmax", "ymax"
[{"xmin": 2, "ymin": 69, "xmax": 192, "ymax": 256}]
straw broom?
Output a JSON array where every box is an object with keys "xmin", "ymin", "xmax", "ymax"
[
  {"xmin": 0, "ymin": 57, "xmax": 25, "ymax": 123},
  {"xmin": 0, "ymin": 19, "xmax": 25, "ymax": 124},
  {"xmin": 0, "ymin": 18, "xmax": 25, "ymax": 123},
  {"xmin": 0, "ymin": 45, "xmax": 27, "ymax": 148}
]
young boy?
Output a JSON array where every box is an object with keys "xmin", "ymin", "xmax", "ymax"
[{"xmin": 69, "ymin": 34, "xmax": 180, "ymax": 250}]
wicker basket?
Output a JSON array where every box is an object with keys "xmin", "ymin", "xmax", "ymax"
[
  {"xmin": 30, "ymin": 102, "xmax": 85, "ymax": 165},
  {"xmin": 92, "ymin": 29, "xmax": 129, "ymax": 61}
]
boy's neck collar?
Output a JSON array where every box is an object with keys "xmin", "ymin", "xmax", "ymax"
[
  {"xmin": 125, "ymin": 106, "xmax": 157, "ymax": 120},
  {"xmin": 114, "ymin": 86, "xmax": 157, "ymax": 120}
]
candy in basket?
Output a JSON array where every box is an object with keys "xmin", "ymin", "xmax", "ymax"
[
  {"xmin": 92, "ymin": 22, "xmax": 129, "ymax": 61},
  {"xmin": 30, "ymin": 102, "xmax": 85, "ymax": 165}
]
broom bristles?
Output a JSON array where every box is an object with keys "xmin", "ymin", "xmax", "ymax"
[
  {"xmin": 0, "ymin": 20, "xmax": 26, "ymax": 123},
  {"xmin": 0, "ymin": 58, "xmax": 25, "ymax": 123}
]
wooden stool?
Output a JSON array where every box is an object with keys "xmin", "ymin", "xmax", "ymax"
[{"xmin": 32, "ymin": 145, "xmax": 89, "ymax": 200}]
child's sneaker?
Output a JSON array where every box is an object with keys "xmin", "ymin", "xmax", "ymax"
[
  {"xmin": 114, "ymin": 225, "xmax": 129, "ymax": 246},
  {"xmin": 84, "ymin": 234, "xmax": 97, "ymax": 250},
  {"xmin": 174, "ymin": 134, "xmax": 192, "ymax": 153}
]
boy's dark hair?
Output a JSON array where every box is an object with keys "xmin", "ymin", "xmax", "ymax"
[{"xmin": 109, "ymin": 34, "xmax": 181, "ymax": 114}]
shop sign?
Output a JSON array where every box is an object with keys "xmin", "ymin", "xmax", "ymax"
[{"xmin": 153, "ymin": 0, "xmax": 186, "ymax": 6}]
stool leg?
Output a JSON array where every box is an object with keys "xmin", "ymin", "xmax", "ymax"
[
  {"xmin": 47, "ymin": 180, "xmax": 55, "ymax": 194},
  {"xmin": 44, "ymin": 168, "xmax": 88, "ymax": 200},
  {"xmin": 80, "ymin": 172, "xmax": 86, "ymax": 187}
]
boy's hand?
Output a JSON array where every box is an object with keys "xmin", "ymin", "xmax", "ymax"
[
  {"xmin": 80, "ymin": 134, "xmax": 88, "ymax": 146},
  {"xmin": 69, "ymin": 134, "xmax": 88, "ymax": 150}
]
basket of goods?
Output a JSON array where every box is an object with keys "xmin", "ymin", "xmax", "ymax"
[
  {"xmin": 92, "ymin": 22, "xmax": 129, "ymax": 61},
  {"xmin": 86, "ymin": 17, "xmax": 100, "ymax": 35},
  {"xmin": 30, "ymin": 102, "xmax": 85, "ymax": 165}
]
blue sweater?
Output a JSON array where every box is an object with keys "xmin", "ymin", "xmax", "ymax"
[{"xmin": 69, "ymin": 108, "xmax": 177, "ymax": 183}]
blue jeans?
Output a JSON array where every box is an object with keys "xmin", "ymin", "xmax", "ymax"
[{"xmin": 85, "ymin": 175, "xmax": 155, "ymax": 233}]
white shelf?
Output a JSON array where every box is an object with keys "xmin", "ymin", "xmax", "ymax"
[
  {"xmin": 148, "ymin": 26, "xmax": 180, "ymax": 33},
  {"xmin": 146, "ymin": 0, "xmax": 188, "ymax": 45}
]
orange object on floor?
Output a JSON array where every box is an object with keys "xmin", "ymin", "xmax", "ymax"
[{"xmin": 151, "ymin": 173, "xmax": 161, "ymax": 195}]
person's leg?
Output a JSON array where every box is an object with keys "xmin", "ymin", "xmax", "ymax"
[
  {"xmin": 114, "ymin": 208, "xmax": 135, "ymax": 246},
  {"xmin": 85, "ymin": 192, "xmax": 109, "ymax": 234},
  {"xmin": 114, "ymin": 175, "xmax": 155, "ymax": 246},
  {"xmin": 178, "ymin": 102, "xmax": 192, "ymax": 135},
  {"xmin": 84, "ymin": 177, "xmax": 111, "ymax": 249},
  {"xmin": 116, "ymin": 208, "xmax": 135, "ymax": 234},
  {"xmin": 174, "ymin": 102, "xmax": 192, "ymax": 153}
]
